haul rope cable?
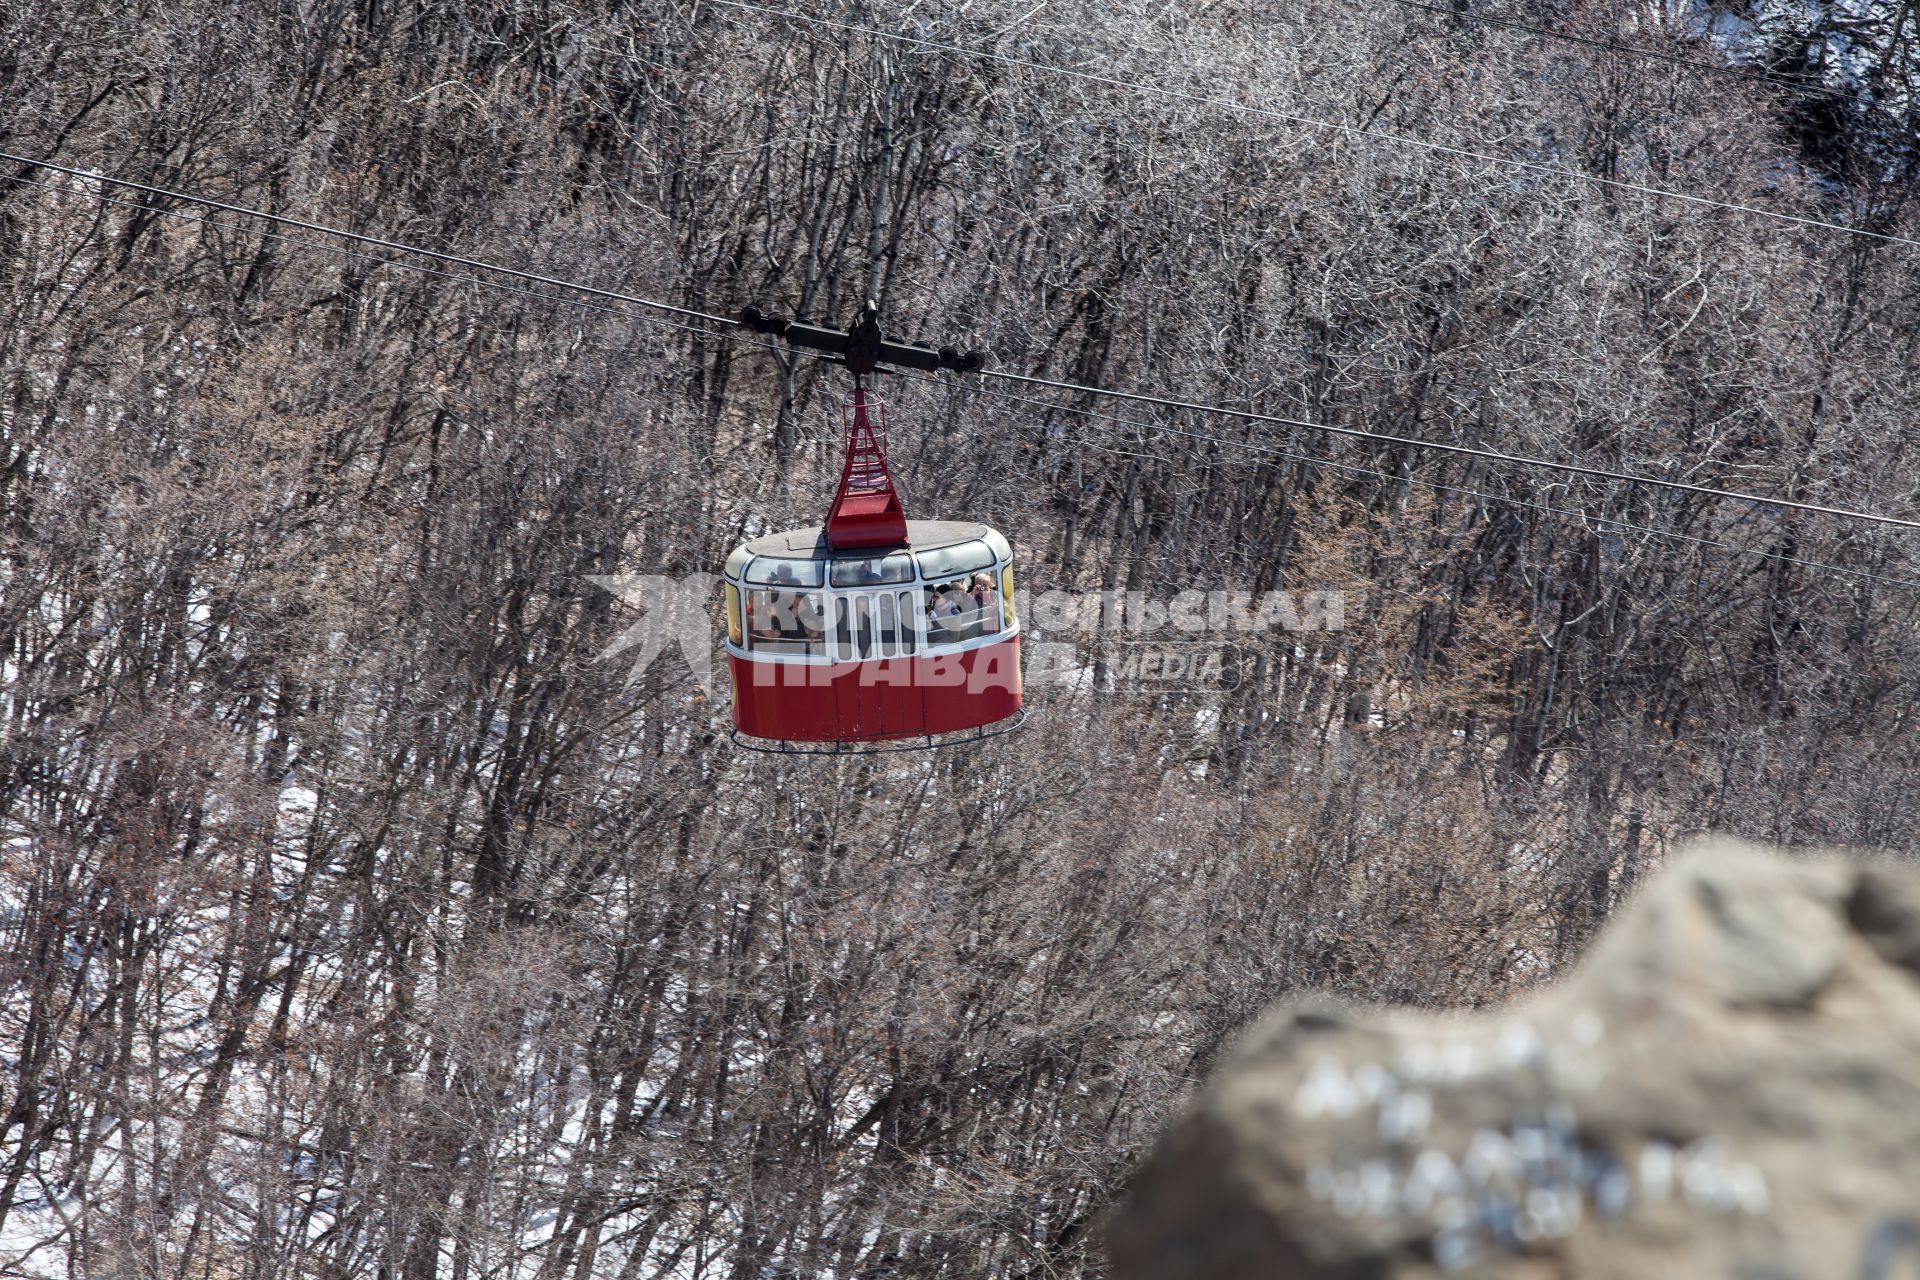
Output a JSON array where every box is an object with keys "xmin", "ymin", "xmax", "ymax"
[
  {"xmin": 0, "ymin": 153, "xmax": 739, "ymax": 328},
  {"xmin": 0, "ymin": 170, "xmax": 748, "ymax": 344},
  {"xmin": 9, "ymin": 153, "xmax": 1920, "ymax": 549},
  {"xmin": 37, "ymin": 173, "xmax": 1876, "ymax": 587},
  {"xmin": 901, "ymin": 369, "xmax": 1920, "ymax": 593},
  {"xmin": 976, "ymin": 367, "xmax": 1920, "ymax": 530}
]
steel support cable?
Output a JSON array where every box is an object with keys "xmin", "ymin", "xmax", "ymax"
[
  {"xmin": 901, "ymin": 369, "xmax": 1920, "ymax": 592},
  {"xmin": 10, "ymin": 153, "xmax": 1920, "ymax": 539},
  {"xmin": 0, "ymin": 151, "xmax": 739, "ymax": 328}
]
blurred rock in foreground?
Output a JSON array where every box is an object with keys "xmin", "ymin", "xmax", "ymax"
[{"xmin": 1107, "ymin": 840, "xmax": 1920, "ymax": 1279}]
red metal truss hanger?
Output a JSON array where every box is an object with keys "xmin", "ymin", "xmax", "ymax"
[{"xmin": 738, "ymin": 303, "xmax": 986, "ymax": 550}]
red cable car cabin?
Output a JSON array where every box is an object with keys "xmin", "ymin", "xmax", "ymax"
[
  {"xmin": 722, "ymin": 520, "xmax": 1021, "ymax": 744},
  {"xmin": 720, "ymin": 376, "xmax": 1022, "ymax": 747}
]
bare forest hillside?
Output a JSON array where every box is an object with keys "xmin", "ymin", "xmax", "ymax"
[{"xmin": 3, "ymin": 0, "xmax": 1919, "ymax": 1276}]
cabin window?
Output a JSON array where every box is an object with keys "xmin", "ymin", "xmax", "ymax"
[
  {"xmin": 745, "ymin": 587, "xmax": 825, "ymax": 655},
  {"xmin": 828, "ymin": 590, "xmax": 920, "ymax": 660},
  {"xmin": 829, "ymin": 552, "xmax": 915, "ymax": 587},
  {"xmin": 925, "ymin": 570, "xmax": 1002, "ymax": 645},
  {"xmin": 1000, "ymin": 562, "xmax": 1016, "ymax": 628},
  {"xmin": 892, "ymin": 590, "xmax": 919, "ymax": 655},
  {"xmin": 914, "ymin": 540, "xmax": 995, "ymax": 582},
  {"xmin": 743, "ymin": 557, "xmax": 825, "ymax": 588},
  {"xmin": 725, "ymin": 583, "xmax": 743, "ymax": 646}
]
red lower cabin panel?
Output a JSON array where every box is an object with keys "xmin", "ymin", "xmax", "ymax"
[{"xmin": 730, "ymin": 636, "xmax": 1021, "ymax": 742}]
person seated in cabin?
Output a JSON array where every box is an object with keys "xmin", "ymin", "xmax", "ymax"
[
  {"xmin": 969, "ymin": 572, "xmax": 1000, "ymax": 635},
  {"xmin": 795, "ymin": 605, "xmax": 825, "ymax": 648},
  {"xmin": 929, "ymin": 583, "xmax": 966, "ymax": 639},
  {"xmin": 767, "ymin": 566, "xmax": 821, "ymax": 649},
  {"xmin": 748, "ymin": 591, "xmax": 782, "ymax": 645}
]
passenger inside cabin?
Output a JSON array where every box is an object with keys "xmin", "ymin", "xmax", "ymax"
[
  {"xmin": 969, "ymin": 572, "xmax": 1000, "ymax": 635},
  {"xmin": 765, "ymin": 565, "xmax": 822, "ymax": 647},
  {"xmin": 749, "ymin": 594, "xmax": 780, "ymax": 644},
  {"xmin": 746, "ymin": 571, "xmax": 781, "ymax": 645},
  {"xmin": 929, "ymin": 583, "xmax": 966, "ymax": 638}
]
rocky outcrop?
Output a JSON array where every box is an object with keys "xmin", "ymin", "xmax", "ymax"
[{"xmin": 1108, "ymin": 841, "xmax": 1920, "ymax": 1279}]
